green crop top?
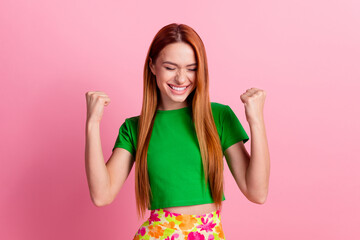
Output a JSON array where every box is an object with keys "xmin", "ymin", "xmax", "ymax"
[{"xmin": 112, "ymin": 102, "xmax": 249, "ymax": 210}]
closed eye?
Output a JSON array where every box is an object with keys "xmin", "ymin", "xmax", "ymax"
[{"xmin": 165, "ymin": 67, "xmax": 197, "ymax": 71}]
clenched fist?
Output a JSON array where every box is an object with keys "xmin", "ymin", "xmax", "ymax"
[
  {"xmin": 240, "ymin": 88, "xmax": 266, "ymax": 125},
  {"xmin": 85, "ymin": 91, "xmax": 111, "ymax": 124}
]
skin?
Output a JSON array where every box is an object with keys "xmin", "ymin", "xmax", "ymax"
[
  {"xmin": 149, "ymin": 42, "xmax": 197, "ymax": 111},
  {"xmin": 150, "ymin": 42, "xmax": 222, "ymax": 214},
  {"xmin": 85, "ymin": 42, "xmax": 270, "ymax": 216},
  {"xmin": 225, "ymin": 88, "xmax": 270, "ymax": 205},
  {"xmin": 150, "ymin": 42, "xmax": 270, "ymax": 213}
]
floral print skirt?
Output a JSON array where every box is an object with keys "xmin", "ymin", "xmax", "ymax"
[{"xmin": 133, "ymin": 208, "xmax": 225, "ymax": 240}]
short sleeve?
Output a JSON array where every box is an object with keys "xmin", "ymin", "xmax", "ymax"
[
  {"xmin": 221, "ymin": 105, "xmax": 249, "ymax": 152},
  {"xmin": 112, "ymin": 119, "xmax": 136, "ymax": 157}
]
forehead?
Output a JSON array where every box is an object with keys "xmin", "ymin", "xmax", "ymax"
[{"xmin": 158, "ymin": 42, "xmax": 196, "ymax": 64}]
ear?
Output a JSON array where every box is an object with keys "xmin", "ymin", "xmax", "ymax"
[{"xmin": 149, "ymin": 58, "xmax": 156, "ymax": 75}]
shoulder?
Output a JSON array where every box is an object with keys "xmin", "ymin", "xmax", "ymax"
[
  {"xmin": 211, "ymin": 101, "xmax": 228, "ymax": 110},
  {"xmin": 123, "ymin": 115, "xmax": 140, "ymax": 130},
  {"xmin": 126, "ymin": 115, "xmax": 140, "ymax": 123},
  {"xmin": 210, "ymin": 101, "xmax": 231, "ymax": 127},
  {"xmin": 210, "ymin": 101, "xmax": 230, "ymax": 116}
]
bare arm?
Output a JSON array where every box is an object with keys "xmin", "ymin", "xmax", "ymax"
[
  {"xmin": 225, "ymin": 88, "xmax": 270, "ymax": 204},
  {"xmin": 84, "ymin": 91, "xmax": 134, "ymax": 207},
  {"xmin": 224, "ymin": 141, "xmax": 252, "ymax": 202},
  {"xmin": 85, "ymin": 121, "xmax": 110, "ymax": 206},
  {"xmin": 85, "ymin": 121, "xmax": 135, "ymax": 207},
  {"xmin": 246, "ymin": 120, "xmax": 270, "ymax": 203},
  {"xmin": 224, "ymin": 120, "xmax": 270, "ymax": 204},
  {"xmin": 105, "ymin": 147, "xmax": 134, "ymax": 204}
]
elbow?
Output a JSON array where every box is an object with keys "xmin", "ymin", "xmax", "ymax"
[
  {"xmin": 255, "ymin": 190, "xmax": 269, "ymax": 204},
  {"xmin": 255, "ymin": 195, "xmax": 267, "ymax": 205},
  {"xmin": 248, "ymin": 195, "xmax": 267, "ymax": 205},
  {"xmin": 93, "ymin": 199, "xmax": 107, "ymax": 207},
  {"xmin": 246, "ymin": 189, "xmax": 268, "ymax": 205},
  {"xmin": 91, "ymin": 194, "xmax": 112, "ymax": 207}
]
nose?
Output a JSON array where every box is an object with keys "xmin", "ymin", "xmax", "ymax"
[{"xmin": 175, "ymin": 69, "xmax": 187, "ymax": 85}]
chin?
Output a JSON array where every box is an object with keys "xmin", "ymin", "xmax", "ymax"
[{"xmin": 170, "ymin": 96, "xmax": 189, "ymax": 103}]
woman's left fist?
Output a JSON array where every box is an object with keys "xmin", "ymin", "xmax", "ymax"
[{"xmin": 240, "ymin": 88, "xmax": 266, "ymax": 125}]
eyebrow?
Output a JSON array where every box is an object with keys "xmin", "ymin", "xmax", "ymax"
[{"xmin": 162, "ymin": 61, "xmax": 197, "ymax": 67}]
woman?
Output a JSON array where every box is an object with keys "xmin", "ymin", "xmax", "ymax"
[{"xmin": 85, "ymin": 23, "xmax": 270, "ymax": 240}]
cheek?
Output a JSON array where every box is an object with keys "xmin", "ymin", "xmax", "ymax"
[
  {"xmin": 158, "ymin": 71, "xmax": 174, "ymax": 82},
  {"xmin": 156, "ymin": 75, "xmax": 170, "ymax": 89},
  {"xmin": 189, "ymin": 72, "xmax": 196, "ymax": 82}
]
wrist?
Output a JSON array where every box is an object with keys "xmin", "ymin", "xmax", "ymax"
[
  {"xmin": 86, "ymin": 119, "xmax": 100, "ymax": 130},
  {"xmin": 249, "ymin": 118, "xmax": 265, "ymax": 129}
]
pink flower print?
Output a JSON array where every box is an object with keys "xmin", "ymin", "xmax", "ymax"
[
  {"xmin": 187, "ymin": 231, "xmax": 205, "ymax": 240},
  {"xmin": 148, "ymin": 211, "xmax": 161, "ymax": 224},
  {"xmin": 164, "ymin": 209, "xmax": 181, "ymax": 218},
  {"xmin": 208, "ymin": 234, "xmax": 214, "ymax": 240},
  {"xmin": 196, "ymin": 217, "xmax": 216, "ymax": 232},
  {"xmin": 137, "ymin": 227, "xmax": 146, "ymax": 236},
  {"xmin": 216, "ymin": 209, "xmax": 220, "ymax": 218},
  {"xmin": 164, "ymin": 233, "xmax": 180, "ymax": 240},
  {"xmin": 207, "ymin": 213, "xmax": 213, "ymax": 218}
]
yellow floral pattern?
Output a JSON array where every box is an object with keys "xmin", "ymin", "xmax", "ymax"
[{"xmin": 133, "ymin": 208, "xmax": 225, "ymax": 240}]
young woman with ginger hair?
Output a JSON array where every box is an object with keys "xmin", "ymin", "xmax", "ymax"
[{"xmin": 85, "ymin": 23, "xmax": 270, "ymax": 240}]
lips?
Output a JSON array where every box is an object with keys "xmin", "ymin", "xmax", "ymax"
[
  {"xmin": 167, "ymin": 83, "xmax": 191, "ymax": 95},
  {"xmin": 168, "ymin": 84, "xmax": 189, "ymax": 88}
]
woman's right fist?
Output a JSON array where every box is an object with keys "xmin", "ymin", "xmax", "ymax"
[{"xmin": 85, "ymin": 91, "xmax": 111, "ymax": 124}]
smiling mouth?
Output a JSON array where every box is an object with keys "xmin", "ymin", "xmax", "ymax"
[{"xmin": 168, "ymin": 84, "xmax": 189, "ymax": 91}]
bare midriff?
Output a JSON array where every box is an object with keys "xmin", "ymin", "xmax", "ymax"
[{"xmin": 162, "ymin": 202, "xmax": 219, "ymax": 215}]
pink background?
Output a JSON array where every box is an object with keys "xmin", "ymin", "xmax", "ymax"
[{"xmin": 1, "ymin": 0, "xmax": 359, "ymax": 239}]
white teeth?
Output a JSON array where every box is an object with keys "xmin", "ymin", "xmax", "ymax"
[{"xmin": 170, "ymin": 85, "xmax": 187, "ymax": 91}]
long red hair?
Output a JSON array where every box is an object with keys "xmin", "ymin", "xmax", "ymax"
[{"xmin": 135, "ymin": 23, "xmax": 224, "ymax": 219}]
